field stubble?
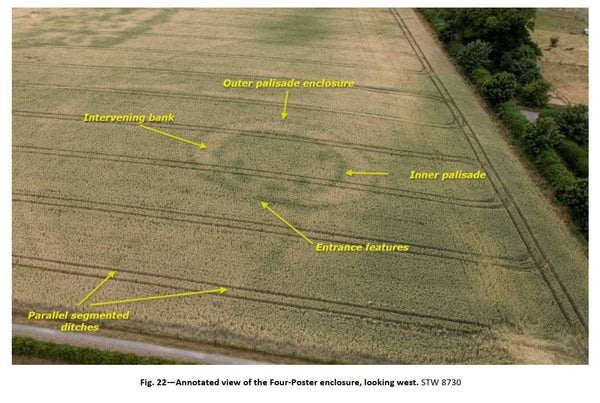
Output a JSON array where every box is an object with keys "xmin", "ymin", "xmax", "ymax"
[{"xmin": 12, "ymin": 8, "xmax": 588, "ymax": 363}]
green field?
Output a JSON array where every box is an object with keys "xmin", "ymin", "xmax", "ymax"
[{"xmin": 12, "ymin": 8, "xmax": 588, "ymax": 364}]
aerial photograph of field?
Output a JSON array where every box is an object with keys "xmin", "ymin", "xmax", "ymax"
[{"xmin": 12, "ymin": 8, "xmax": 588, "ymax": 364}]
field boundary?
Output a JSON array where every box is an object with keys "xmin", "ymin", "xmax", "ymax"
[
  {"xmin": 391, "ymin": 9, "xmax": 588, "ymax": 340},
  {"xmin": 13, "ymin": 324, "xmax": 265, "ymax": 364}
]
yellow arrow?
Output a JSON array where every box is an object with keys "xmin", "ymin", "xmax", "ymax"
[
  {"xmin": 77, "ymin": 271, "xmax": 115, "ymax": 306},
  {"xmin": 261, "ymin": 201, "xmax": 313, "ymax": 244},
  {"xmin": 88, "ymin": 287, "xmax": 227, "ymax": 307},
  {"xmin": 139, "ymin": 124, "xmax": 206, "ymax": 149},
  {"xmin": 281, "ymin": 90, "xmax": 289, "ymax": 120},
  {"xmin": 345, "ymin": 170, "xmax": 389, "ymax": 177}
]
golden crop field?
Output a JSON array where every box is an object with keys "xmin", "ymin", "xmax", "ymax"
[{"xmin": 12, "ymin": 8, "xmax": 588, "ymax": 364}]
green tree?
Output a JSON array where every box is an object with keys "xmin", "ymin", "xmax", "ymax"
[
  {"xmin": 557, "ymin": 178, "xmax": 588, "ymax": 236},
  {"xmin": 454, "ymin": 8, "xmax": 537, "ymax": 57},
  {"xmin": 521, "ymin": 79, "xmax": 551, "ymax": 107},
  {"xmin": 482, "ymin": 72, "xmax": 517, "ymax": 105},
  {"xmin": 555, "ymin": 105, "xmax": 588, "ymax": 148},
  {"xmin": 456, "ymin": 39, "xmax": 493, "ymax": 72},
  {"xmin": 498, "ymin": 101, "xmax": 532, "ymax": 139},
  {"xmin": 471, "ymin": 67, "xmax": 492, "ymax": 91},
  {"xmin": 500, "ymin": 44, "xmax": 542, "ymax": 85},
  {"xmin": 522, "ymin": 117, "xmax": 561, "ymax": 156}
]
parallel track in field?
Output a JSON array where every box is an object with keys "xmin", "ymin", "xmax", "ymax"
[
  {"xmin": 13, "ymin": 61, "xmax": 440, "ymax": 100},
  {"xmin": 12, "ymin": 192, "xmax": 533, "ymax": 270},
  {"xmin": 389, "ymin": 9, "xmax": 588, "ymax": 338},
  {"xmin": 16, "ymin": 26, "xmax": 414, "ymax": 54},
  {"xmin": 13, "ymin": 254, "xmax": 492, "ymax": 333},
  {"xmin": 13, "ymin": 82, "xmax": 455, "ymax": 127},
  {"xmin": 13, "ymin": 44, "xmax": 421, "ymax": 74},
  {"xmin": 13, "ymin": 145, "xmax": 499, "ymax": 209},
  {"xmin": 11, "ymin": 9, "xmax": 586, "ymax": 359},
  {"xmin": 13, "ymin": 110, "xmax": 473, "ymax": 164}
]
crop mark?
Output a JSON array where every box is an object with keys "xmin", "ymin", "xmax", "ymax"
[
  {"xmin": 175, "ymin": 9, "xmax": 383, "ymax": 24},
  {"xmin": 13, "ymin": 193, "xmax": 533, "ymax": 270},
  {"xmin": 13, "ymin": 145, "xmax": 496, "ymax": 208},
  {"xmin": 13, "ymin": 110, "xmax": 472, "ymax": 163},
  {"xmin": 13, "ymin": 82, "xmax": 456, "ymax": 128},
  {"xmin": 159, "ymin": 19, "xmax": 406, "ymax": 37},
  {"xmin": 13, "ymin": 255, "xmax": 491, "ymax": 333},
  {"xmin": 12, "ymin": 44, "xmax": 422, "ymax": 74},
  {"xmin": 24, "ymin": 27, "xmax": 414, "ymax": 55},
  {"xmin": 13, "ymin": 61, "xmax": 442, "ymax": 101}
]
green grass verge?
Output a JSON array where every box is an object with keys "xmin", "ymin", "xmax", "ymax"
[
  {"xmin": 13, "ymin": 336, "xmax": 179, "ymax": 365},
  {"xmin": 555, "ymin": 138, "xmax": 588, "ymax": 178}
]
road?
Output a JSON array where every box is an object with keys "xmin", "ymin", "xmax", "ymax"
[{"xmin": 13, "ymin": 324, "xmax": 267, "ymax": 365}]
